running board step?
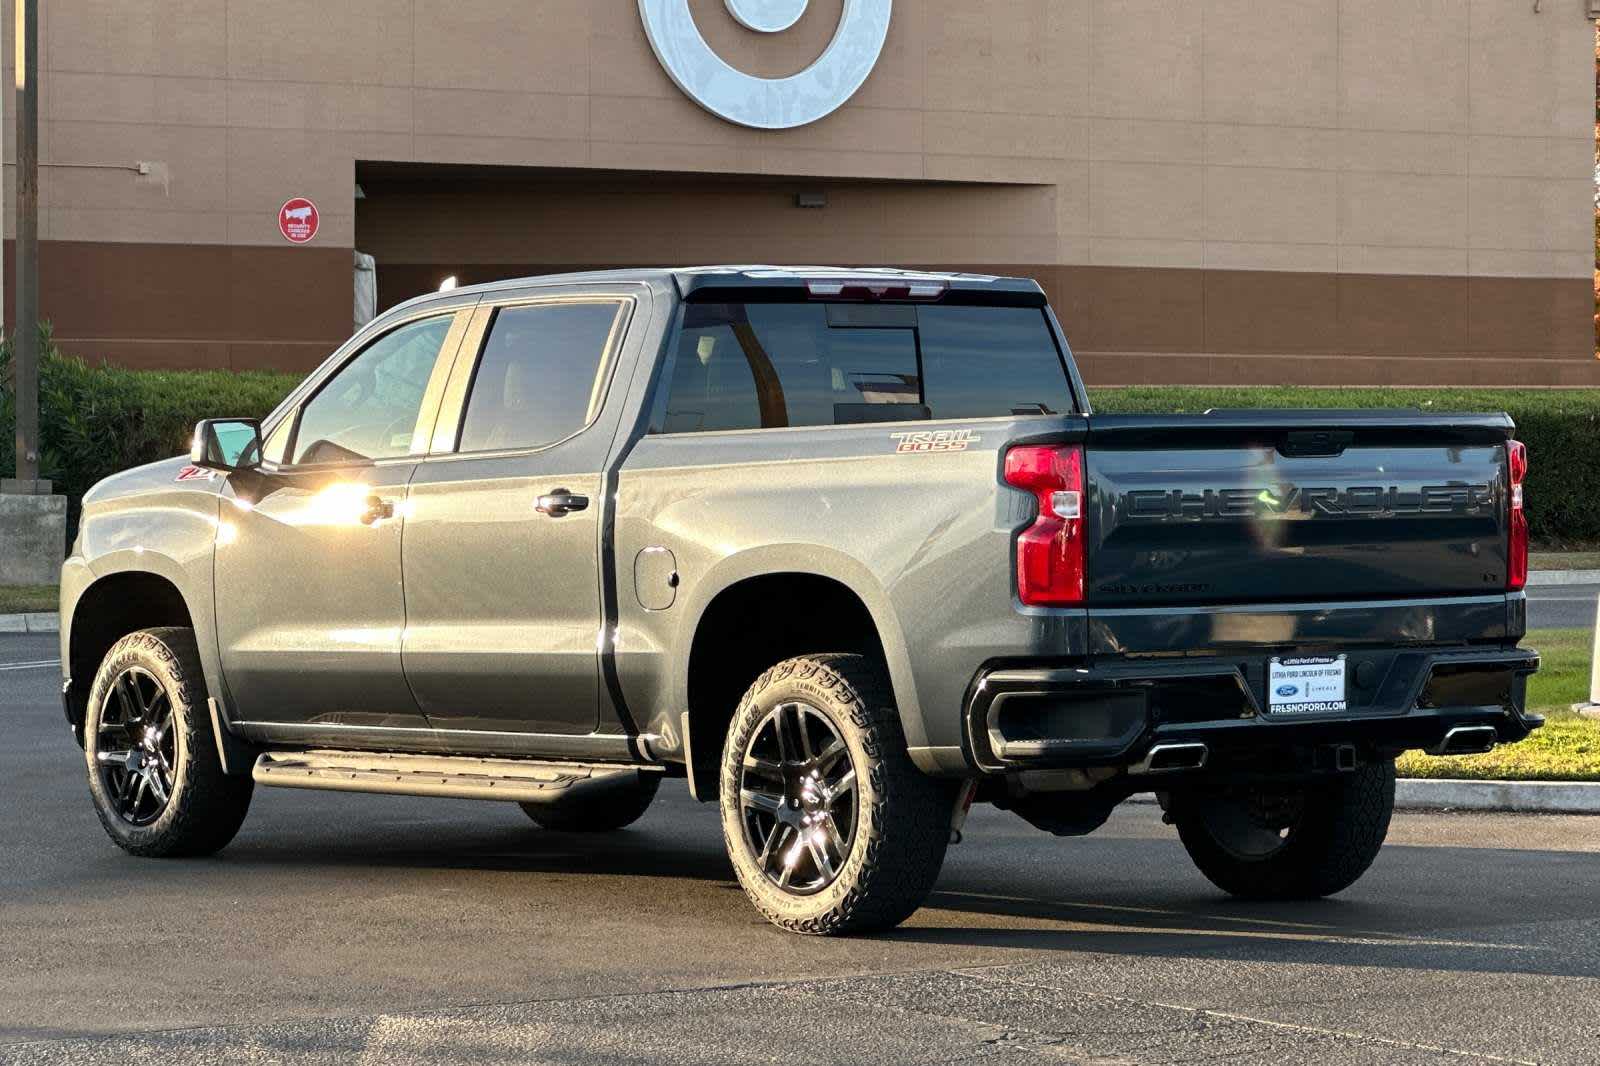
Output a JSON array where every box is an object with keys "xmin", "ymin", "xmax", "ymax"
[{"xmin": 252, "ymin": 749, "xmax": 646, "ymax": 803}]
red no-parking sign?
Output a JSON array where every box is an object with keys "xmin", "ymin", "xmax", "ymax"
[{"xmin": 278, "ymin": 197, "xmax": 320, "ymax": 244}]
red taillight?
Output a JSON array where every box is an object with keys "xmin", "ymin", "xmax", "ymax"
[
  {"xmin": 1004, "ymin": 445, "xmax": 1086, "ymax": 606},
  {"xmin": 1507, "ymin": 439, "xmax": 1528, "ymax": 591}
]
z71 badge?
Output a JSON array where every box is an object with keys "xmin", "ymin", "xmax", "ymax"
[
  {"xmin": 174, "ymin": 465, "xmax": 216, "ymax": 482},
  {"xmin": 890, "ymin": 429, "xmax": 981, "ymax": 454}
]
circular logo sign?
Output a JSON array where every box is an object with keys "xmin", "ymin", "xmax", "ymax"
[
  {"xmin": 278, "ymin": 197, "xmax": 320, "ymax": 244},
  {"xmin": 638, "ymin": 0, "xmax": 892, "ymax": 130}
]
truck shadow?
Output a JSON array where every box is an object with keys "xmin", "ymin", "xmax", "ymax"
[
  {"xmin": 175, "ymin": 789, "xmax": 1600, "ymax": 982},
  {"xmin": 882, "ymin": 840, "xmax": 1600, "ymax": 980},
  {"xmin": 215, "ymin": 820, "xmax": 1600, "ymax": 982}
]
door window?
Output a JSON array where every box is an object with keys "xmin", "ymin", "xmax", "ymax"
[
  {"xmin": 291, "ymin": 315, "xmax": 454, "ymax": 465},
  {"xmin": 456, "ymin": 301, "xmax": 624, "ymax": 454}
]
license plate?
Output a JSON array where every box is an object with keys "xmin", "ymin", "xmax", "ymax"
[{"xmin": 1268, "ymin": 655, "xmax": 1348, "ymax": 714}]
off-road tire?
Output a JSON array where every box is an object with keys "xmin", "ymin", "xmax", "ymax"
[
  {"xmin": 519, "ymin": 770, "xmax": 660, "ymax": 831},
  {"xmin": 719, "ymin": 653, "xmax": 957, "ymax": 935},
  {"xmin": 1173, "ymin": 759, "xmax": 1395, "ymax": 900},
  {"xmin": 84, "ymin": 627, "xmax": 253, "ymax": 857}
]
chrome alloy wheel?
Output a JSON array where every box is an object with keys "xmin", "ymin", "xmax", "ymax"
[
  {"xmin": 737, "ymin": 701, "xmax": 858, "ymax": 895},
  {"xmin": 94, "ymin": 667, "xmax": 177, "ymax": 827}
]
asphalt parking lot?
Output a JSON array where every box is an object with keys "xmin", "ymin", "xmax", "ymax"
[{"xmin": 4, "ymin": 591, "xmax": 1599, "ymax": 1065}]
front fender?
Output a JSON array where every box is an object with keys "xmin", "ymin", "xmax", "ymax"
[{"xmin": 65, "ymin": 474, "xmax": 226, "ymax": 728}]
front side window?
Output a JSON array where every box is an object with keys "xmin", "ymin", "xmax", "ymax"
[
  {"xmin": 456, "ymin": 301, "xmax": 623, "ymax": 454},
  {"xmin": 291, "ymin": 315, "xmax": 454, "ymax": 465},
  {"xmin": 660, "ymin": 302, "xmax": 1071, "ymax": 433}
]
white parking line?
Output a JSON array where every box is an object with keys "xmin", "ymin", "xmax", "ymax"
[{"xmin": 0, "ymin": 659, "xmax": 59, "ymax": 672}]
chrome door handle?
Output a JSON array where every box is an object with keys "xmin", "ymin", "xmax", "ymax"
[
  {"xmin": 535, "ymin": 489, "xmax": 589, "ymax": 517},
  {"xmin": 360, "ymin": 496, "xmax": 395, "ymax": 525}
]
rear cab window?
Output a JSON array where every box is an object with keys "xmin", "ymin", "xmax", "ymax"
[{"xmin": 659, "ymin": 301, "xmax": 1075, "ymax": 433}]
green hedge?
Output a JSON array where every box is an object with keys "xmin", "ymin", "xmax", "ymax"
[
  {"xmin": 0, "ymin": 330, "xmax": 300, "ymax": 526},
  {"xmin": 1090, "ymin": 387, "xmax": 1600, "ymax": 548}
]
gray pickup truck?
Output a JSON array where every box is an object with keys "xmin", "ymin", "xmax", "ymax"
[{"xmin": 60, "ymin": 266, "xmax": 1539, "ymax": 935}]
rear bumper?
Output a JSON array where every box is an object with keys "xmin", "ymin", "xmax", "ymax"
[{"xmin": 964, "ymin": 645, "xmax": 1541, "ymax": 775}]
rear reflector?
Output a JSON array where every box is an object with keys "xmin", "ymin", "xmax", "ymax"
[
  {"xmin": 1507, "ymin": 439, "xmax": 1528, "ymax": 591},
  {"xmin": 1004, "ymin": 445, "xmax": 1086, "ymax": 606},
  {"xmin": 806, "ymin": 279, "xmax": 946, "ymax": 301}
]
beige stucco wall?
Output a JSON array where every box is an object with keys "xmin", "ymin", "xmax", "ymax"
[
  {"xmin": 8, "ymin": 0, "xmax": 1591, "ymax": 275},
  {"xmin": 3, "ymin": 0, "xmax": 1595, "ymax": 381}
]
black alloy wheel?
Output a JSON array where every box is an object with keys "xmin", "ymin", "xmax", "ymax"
[
  {"xmin": 94, "ymin": 666, "xmax": 178, "ymax": 827},
  {"xmin": 737, "ymin": 701, "xmax": 858, "ymax": 896}
]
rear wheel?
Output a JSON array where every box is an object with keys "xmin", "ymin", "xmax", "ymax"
[
  {"xmin": 519, "ymin": 770, "xmax": 660, "ymax": 832},
  {"xmin": 84, "ymin": 627, "xmax": 253, "ymax": 857},
  {"xmin": 719, "ymin": 654, "xmax": 957, "ymax": 935},
  {"xmin": 1172, "ymin": 759, "xmax": 1395, "ymax": 900}
]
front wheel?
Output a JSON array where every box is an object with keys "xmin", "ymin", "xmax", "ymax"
[
  {"xmin": 719, "ymin": 654, "xmax": 957, "ymax": 936},
  {"xmin": 84, "ymin": 627, "xmax": 253, "ymax": 858},
  {"xmin": 1172, "ymin": 759, "xmax": 1395, "ymax": 900}
]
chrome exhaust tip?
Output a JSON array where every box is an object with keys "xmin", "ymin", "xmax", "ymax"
[
  {"xmin": 1129, "ymin": 741, "xmax": 1209, "ymax": 775},
  {"xmin": 1428, "ymin": 725, "xmax": 1498, "ymax": 757}
]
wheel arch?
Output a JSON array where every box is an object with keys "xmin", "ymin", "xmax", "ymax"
[
  {"xmin": 63, "ymin": 556, "xmax": 213, "ymax": 745},
  {"xmin": 675, "ymin": 547, "xmax": 919, "ymax": 801}
]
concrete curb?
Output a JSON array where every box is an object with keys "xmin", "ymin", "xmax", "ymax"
[
  {"xmin": 1128, "ymin": 778, "xmax": 1600, "ymax": 814},
  {"xmin": 1394, "ymin": 778, "xmax": 1600, "ymax": 813},
  {"xmin": 0, "ymin": 612, "xmax": 58, "ymax": 634},
  {"xmin": 1526, "ymin": 569, "xmax": 1600, "ymax": 587}
]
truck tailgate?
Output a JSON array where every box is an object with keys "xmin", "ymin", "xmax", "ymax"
[{"xmin": 1084, "ymin": 411, "xmax": 1515, "ymax": 606}]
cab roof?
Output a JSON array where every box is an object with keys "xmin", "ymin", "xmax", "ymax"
[{"xmin": 399, "ymin": 265, "xmax": 1045, "ymax": 309}]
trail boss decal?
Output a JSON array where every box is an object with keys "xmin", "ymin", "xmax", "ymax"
[{"xmin": 891, "ymin": 429, "xmax": 981, "ymax": 454}]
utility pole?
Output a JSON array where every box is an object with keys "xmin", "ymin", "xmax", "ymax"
[
  {"xmin": 0, "ymin": 0, "xmax": 59, "ymax": 590},
  {"xmin": 11, "ymin": 0, "xmax": 37, "ymax": 485},
  {"xmin": 1, "ymin": 1, "xmax": 6, "ymax": 362}
]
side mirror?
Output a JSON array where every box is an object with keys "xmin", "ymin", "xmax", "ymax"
[{"xmin": 191, "ymin": 418, "xmax": 264, "ymax": 473}]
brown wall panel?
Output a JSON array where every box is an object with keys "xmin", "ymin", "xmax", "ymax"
[
  {"xmin": 1337, "ymin": 274, "xmax": 1468, "ymax": 357},
  {"xmin": 1466, "ymin": 276, "xmax": 1594, "ymax": 357},
  {"xmin": 26, "ymin": 238, "xmax": 1596, "ymax": 387},
  {"xmin": 9, "ymin": 240, "xmax": 350, "ymax": 372},
  {"xmin": 1204, "ymin": 272, "xmax": 1339, "ymax": 356},
  {"xmin": 1069, "ymin": 266, "xmax": 1207, "ymax": 356}
]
